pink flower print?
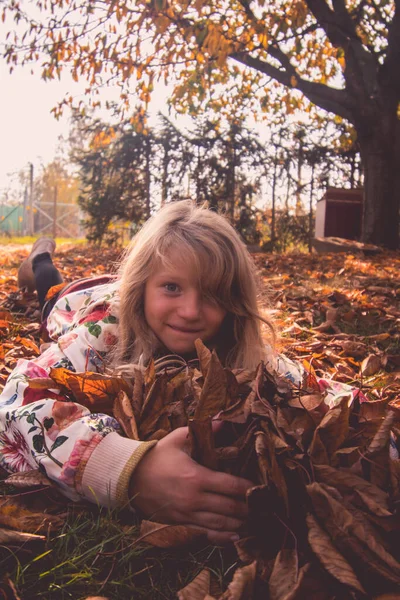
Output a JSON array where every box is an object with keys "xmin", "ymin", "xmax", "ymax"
[
  {"xmin": 0, "ymin": 423, "xmax": 33, "ymax": 472},
  {"xmin": 19, "ymin": 361, "xmax": 49, "ymax": 380},
  {"xmin": 36, "ymin": 350, "xmax": 61, "ymax": 369},
  {"xmin": 103, "ymin": 332, "xmax": 117, "ymax": 348},
  {"xmin": 52, "ymin": 401, "xmax": 86, "ymax": 431},
  {"xmin": 22, "ymin": 387, "xmax": 61, "ymax": 407},
  {"xmin": 55, "ymin": 308, "xmax": 76, "ymax": 323},
  {"xmin": 58, "ymin": 332, "xmax": 78, "ymax": 351},
  {"xmin": 59, "ymin": 434, "xmax": 102, "ymax": 487},
  {"xmin": 318, "ymin": 379, "xmax": 330, "ymax": 393},
  {"xmin": 79, "ymin": 307, "xmax": 109, "ymax": 325}
]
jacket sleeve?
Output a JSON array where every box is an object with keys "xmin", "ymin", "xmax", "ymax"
[{"xmin": 0, "ymin": 285, "xmax": 156, "ymax": 509}]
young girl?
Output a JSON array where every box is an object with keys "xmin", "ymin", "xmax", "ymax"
[
  {"xmin": 0, "ymin": 201, "xmax": 366, "ymax": 544},
  {"xmin": 0, "ymin": 201, "xmax": 278, "ymax": 545}
]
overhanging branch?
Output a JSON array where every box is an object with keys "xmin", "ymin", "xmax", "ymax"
[{"xmin": 232, "ymin": 52, "xmax": 355, "ymax": 122}]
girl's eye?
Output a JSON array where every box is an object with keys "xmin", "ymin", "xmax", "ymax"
[{"xmin": 164, "ymin": 283, "xmax": 180, "ymax": 293}]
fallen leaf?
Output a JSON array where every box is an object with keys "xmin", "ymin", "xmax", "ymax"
[
  {"xmin": 306, "ymin": 513, "xmax": 365, "ymax": 593},
  {"xmin": 0, "ymin": 528, "xmax": 46, "ymax": 544},
  {"xmin": 314, "ymin": 464, "xmax": 391, "ymax": 515},
  {"xmin": 0, "ymin": 501, "xmax": 64, "ymax": 533},
  {"xmin": 49, "ymin": 368, "xmax": 131, "ymax": 412},
  {"xmin": 309, "ymin": 398, "xmax": 350, "ymax": 464},
  {"xmin": 177, "ymin": 569, "xmax": 210, "ymax": 600},
  {"xmin": 195, "ymin": 338, "xmax": 212, "ymax": 378},
  {"xmin": 269, "ymin": 549, "xmax": 298, "ymax": 600},
  {"xmin": 221, "ymin": 561, "xmax": 256, "ymax": 599},
  {"xmin": 5, "ymin": 469, "xmax": 52, "ymax": 489},
  {"xmin": 113, "ymin": 390, "xmax": 139, "ymax": 439},
  {"xmin": 194, "ymin": 350, "xmax": 227, "ymax": 420},
  {"xmin": 189, "ymin": 417, "xmax": 218, "ymax": 470},
  {"xmin": 361, "ymin": 354, "xmax": 382, "ymax": 377},
  {"xmin": 307, "ymin": 482, "xmax": 400, "ymax": 587},
  {"xmin": 0, "ymin": 577, "xmax": 21, "ymax": 600},
  {"xmin": 136, "ymin": 520, "xmax": 206, "ymax": 548}
]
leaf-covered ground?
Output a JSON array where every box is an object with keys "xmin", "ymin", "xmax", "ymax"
[{"xmin": 0, "ymin": 244, "xmax": 399, "ymax": 600}]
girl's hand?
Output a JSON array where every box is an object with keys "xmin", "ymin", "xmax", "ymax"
[{"xmin": 129, "ymin": 426, "xmax": 253, "ymax": 545}]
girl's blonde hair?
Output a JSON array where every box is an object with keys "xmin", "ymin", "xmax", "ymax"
[{"xmin": 113, "ymin": 201, "xmax": 275, "ymax": 371}]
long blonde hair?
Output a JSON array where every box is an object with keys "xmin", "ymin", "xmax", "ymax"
[{"xmin": 113, "ymin": 201, "xmax": 275, "ymax": 371}]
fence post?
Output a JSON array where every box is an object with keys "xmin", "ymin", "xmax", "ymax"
[{"xmin": 29, "ymin": 163, "xmax": 34, "ymax": 235}]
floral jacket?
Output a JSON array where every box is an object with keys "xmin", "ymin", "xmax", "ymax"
[{"xmin": 0, "ymin": 281, "xmax": 363, "ymax": 509}]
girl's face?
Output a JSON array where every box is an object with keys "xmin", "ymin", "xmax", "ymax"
[{"xmin": 144, "ymin": 254, "xmax": 227, "ymax": 356}]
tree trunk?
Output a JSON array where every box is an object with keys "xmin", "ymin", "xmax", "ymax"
[
  {"xmin": 357, "ymin": 113, "xmax": 400, "ymax": 249},
  {"xmin": 161, "ymin": 141, "xmax": 169, "ymax": 207}
]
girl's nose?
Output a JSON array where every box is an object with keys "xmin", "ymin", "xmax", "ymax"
[{"xmin": 177, "ymin": 290, "xmax": 202, "ymax": 320}]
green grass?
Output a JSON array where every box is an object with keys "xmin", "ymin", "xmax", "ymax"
[
  {"xmin": 0, "ymin": 504, "xmax": 238, "ymax": 599},
  {"xmin": 0, "ymin": 236, "xmax": 86, "ymax": 246}
]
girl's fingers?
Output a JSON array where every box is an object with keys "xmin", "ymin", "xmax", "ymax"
[
  {"xmin": 201, "ymin": 467, "xmax": 253, "ymax": 499},
  {"xmin": 190, "ymin": 511, "xmax": 243, "ymax": 532},
  {"xmin": 199, "ymin": 492, "xmax": 248, "ymax": 519},
  {"xmin": 206, "ymin": 529, "xmax": 241, "ymax": 546}
]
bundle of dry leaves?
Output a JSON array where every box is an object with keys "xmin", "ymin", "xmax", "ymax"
[
  {"xmin": 19, "ymin": 337, "xmax": 400, "ymax": 600},
  {"xmin": 1, "ymin": 246, "xmax": 399, "ymax": 599}
]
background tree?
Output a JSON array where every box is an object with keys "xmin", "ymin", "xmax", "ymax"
[
  {"xmin": 2, "ymin": 0, "xmax": 399, "ymax": 247},
  {"xmin": 76, "ymin": 119, "xmax": 150, "ymax": 242}
]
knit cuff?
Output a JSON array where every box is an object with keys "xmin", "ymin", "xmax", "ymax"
[{"xmin": 81, "ymin": 432, "xmax": 157, "ymax": 508}]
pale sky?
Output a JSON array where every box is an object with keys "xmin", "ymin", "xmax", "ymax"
[
  {"xmin": 0, "ymin": 58, "xmax": 174, "ymax": 201},
  {"xmin": 0, "ymin": 61, "xmax": 83, "ymax": 197}
]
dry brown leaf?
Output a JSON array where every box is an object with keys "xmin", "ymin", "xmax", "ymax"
[
  {"xmin": 195, "ymin": 338, "xmax": 212, "ymax": 378},
  {"xmin": 367, "ymin": 410, "xmax": 396, "ymax": 455},
  {"xmin": 338, "ymin": 340, "xmax": 368, "ymax": 358},
  {"xmin": 254, "ymin": 431, "xmax": 289, "ymax": 514},
  {"xmin": 144, "ymin": 358, "xmax": 155, "ymax": 393},
  {"xmin": 361, "ymin": 354, "xmax": 382, "ymax": 377},
  {"xmin": 313, "ymin": 308, "xmax": 340, "ymax": 333},
  {"xmin": 113, "ymin": 390, "xmax": 139, "ymax": 439},
  {"xmin": 309, "ymin": 398, "xmax": 350, "ymax": 464},
  {"xmin": 269, "ymin": 549, "xmax": 298, "ymax": 600},
  {"xmin": 177, "ymin": 569, "xmax": 210, "ymax": 600},
  {"xmin": 137, "ymin": 520, "xmax": 205, "ymax": 548},
  {"xmin": 306, "ymin": 513, "xmax": 365, "ymax": 593},
  {"xmin": 359, "ymin": 400, "xmax": 388, "ymax": 421},
  {"xmin": 139, "ymin": 373, "xmax": 172, "ymax": 438},
  {"xmin": 0, "ymin": 577, "xmax": 21, "ymax": 600},
  {"xmin": 0, "ymin": 501, "xmax": 64, "ymax": 533},
  {"xmin": 194, "ymin": 350, "xmax": 227, "ymax": 420},
  {"xmin": 362, "ymin": 410, "xmax": 396, "ymax": 488},
  {"xmin": 234, "ymin": 536, "xmax": 259, "ymax": 563},
  {"xmin": 17, "ymin": 337, "xmax": 40, "ymax": 354},
  {"xmin": 49, "ymin": 368, "xmax": 131, "ymax": 412},
  {"xmin": 27, "ymin": 377, "xmax": 57, "ymax": 390},
  {"xmin": 188, "ymin": 417, "xmax": 218, "ymax": 470},
  {"xmin": 307, "ymin": 482, "xmax": 400, "ymax": 586},
  {"xmin": 314, "ymin": 464, "xmax": 391, "ymax": 515},
  {"xmin": 0, "ymin": 528, "xmax": 46, "ymax": 544},
  {"xmin": 131, "ymin": 364, "xmax": 144, "ymax": 416},
  {"xmin": 287, "ymin": 394, "xmax": 324, "ymax": 412},
  {"xmin": 221, "ymin": 561, "xmax": 257, "ymax": 600},
  {"xmin": 5, "ymin": 469, "xmax": 52, "ymax": 489}
]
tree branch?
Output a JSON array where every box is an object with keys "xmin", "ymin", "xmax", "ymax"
[
  {"xmin": 305, "ymin": 0, "xmax": 379, "ymax": 101},
  {"xmin": 232, "ymin": 51, "xmax": 355, "ymax": 122}
]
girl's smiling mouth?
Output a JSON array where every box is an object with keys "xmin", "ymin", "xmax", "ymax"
[{"xmin": 167, "ymin": 324, "xmax": 203, "ymax": 333}]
